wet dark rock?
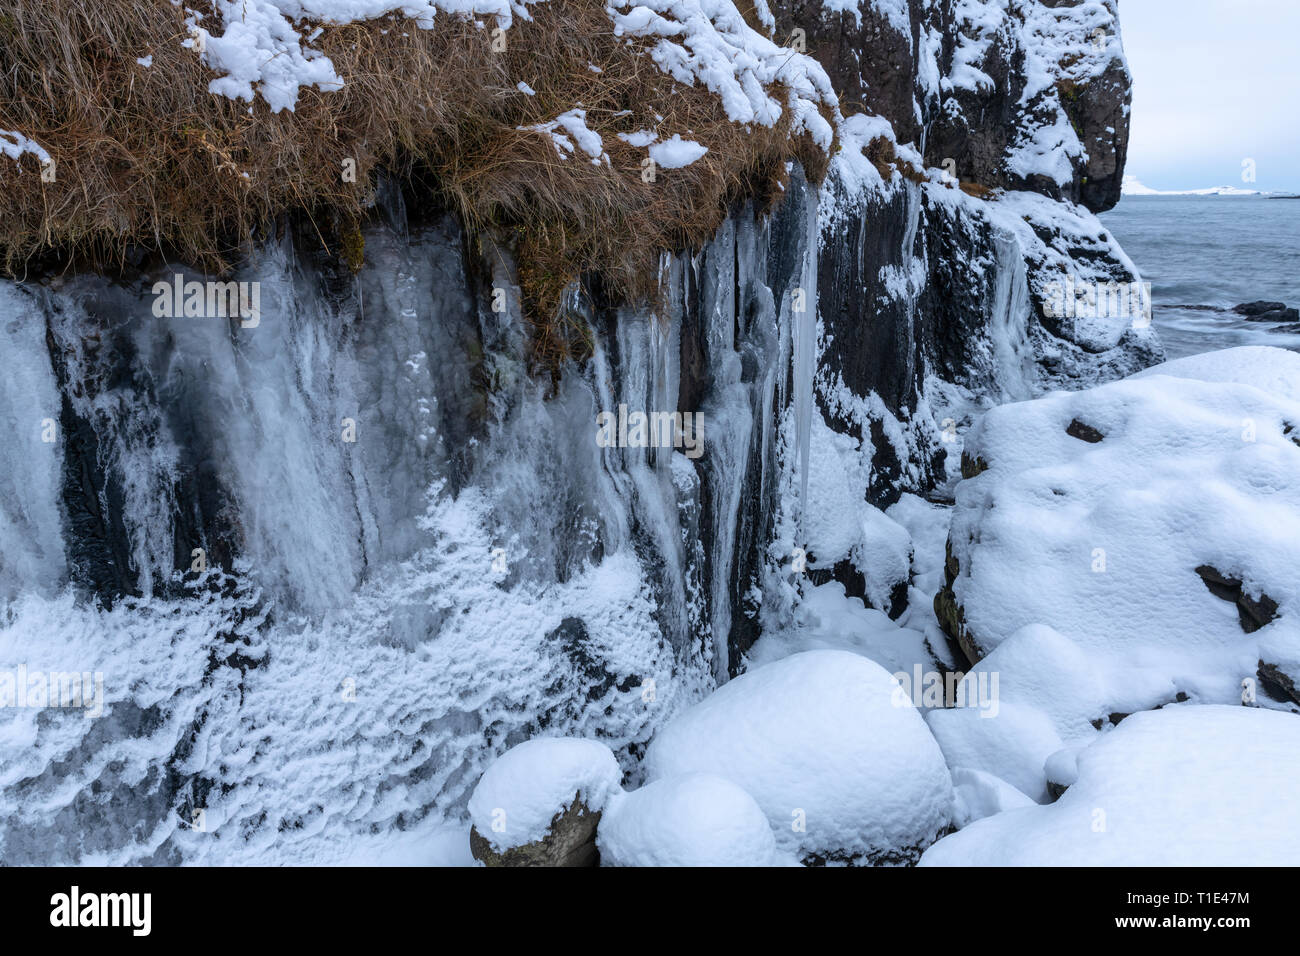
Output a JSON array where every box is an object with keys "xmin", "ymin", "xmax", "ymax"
[
  {"xmin": 1065, "ymin": 418, "xmax": 1105, "ymax": 443},
  {"xmin": 1257, "ymin": 660, "xmax": 1300, "ymax": 708},
  {"xmin": 1195, "ymin": 565, "xmax": 1279, "ymax": 633},
  {"xmin": 1233, "ymin": 300, "xmax": 1297, "ymax": 321}
]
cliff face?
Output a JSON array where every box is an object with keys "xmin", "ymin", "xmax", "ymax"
[{"xmin": 0, "ymin": 1, "xmax": 1157, "ymax": 863}]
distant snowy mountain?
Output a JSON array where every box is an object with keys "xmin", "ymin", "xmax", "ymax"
[{"xmin": 1122, "ymin": 175, "xmax": 1261, "ymax": 196}]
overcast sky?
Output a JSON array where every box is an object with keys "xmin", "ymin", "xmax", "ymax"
[{"xmin": 1120, "ymin": 0, "xmax": 1300, "ymax": 191}]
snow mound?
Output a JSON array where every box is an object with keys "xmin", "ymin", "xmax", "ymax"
[
  {"xmin": 598, "ymin": 773, "xmax": 780, "ymax": 866},
  {"xmin": 644, "ymin": 650, "xmax": 953, "ymax": 863},
  {"xmin": 927, "ymin": 701, "xmax": 1061, "ymax": 804},
  {"xmin": 921, "ymin": 705, "xmax": 1300, "ymax": 865},
  {"xmin": 467, "ymin": 737, "xmax": 622, "ymax": 852},
  {"xmin": 947, "ymin": 346, "xmax": 1300, "ymax": 715},
  {"xmin": 950, "ymin": 767, "xmax": 1035, "ymax": 828}
]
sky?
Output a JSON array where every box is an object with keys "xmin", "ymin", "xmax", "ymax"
[{"xmin": 1120, "ymin": 0, "xmax": 1300, "ymax": 191}]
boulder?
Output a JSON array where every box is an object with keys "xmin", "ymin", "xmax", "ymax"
[
  {"xmin": 644, "ymin": 650, "xmax": 953, "ymax": 864},
  {"xmin": 467, "ymin": 737, "xmax": 623, "ymax": 867}
]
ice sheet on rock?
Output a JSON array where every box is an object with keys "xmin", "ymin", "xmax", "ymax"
[
  {"xmin": 468, "ymin": 737, "xmax": 622, "ymax": 851},
  {"xmin": 921, "ymin": 705, "xmax": 1300, "ymax": 866},
  {"xmin": 598, "ymin": 772, "xmax": 782, "ymax": 866},
  {"xmin": 645, "ymin": 650, "xmax": 953, "ymax": 862},
  {"xmin": 0, "ymin": 285, "xmax": 67, "ymax": 600}
]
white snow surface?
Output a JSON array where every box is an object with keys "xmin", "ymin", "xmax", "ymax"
[
  {"xmin": 922, "ymin": 705, "xmax": 1300, "ymax": 865},
  {"xmin": 0, "ymin": 129, "xmax": 51, "ymax": 166},
  {"xmin": 468, "ymin": 737, "xmax": 622, "ymax": 851},
  {"xmin": 949, "ymin": 346, "xmax": 1300, "ymax": 717},
  {"xmin": 598, "ymin": 772, "xmax": 784, "ymax": 866},
  {"xmin": 644, "ymin": 650, "xmax": 953, "ymax": 861},
  {"xmin": 647, "ymin": 134, "xmax": 709, "ymax": 169}
]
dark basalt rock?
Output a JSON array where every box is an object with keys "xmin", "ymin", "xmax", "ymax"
[
  {"xmin": 1257, "ymin": 660, "xmax": 1300, "ymax": 708},
  {"xmin": 934, "ymin": 538, "xmax": 981, "ymax": 667},
  {"xmin": 1233, "ymin": 301, "xmax": 1299, "ymax": 323},
  {"xmin": 1065, "ymin": 418, "xmax": 1105, "ymax": 443},
  {"xmin": 1195, "ymin": 565, "xmax": 1279, "ymax": 633}
]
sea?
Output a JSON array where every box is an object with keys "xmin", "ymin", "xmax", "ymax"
[{"xmin": 1100, "ymin": 195, "xmax": 1300, "ymax": 360}]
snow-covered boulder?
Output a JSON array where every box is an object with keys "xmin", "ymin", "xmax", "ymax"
[
  {"xmin": 467, "ymin": 737, "xmax": 622, "ymax": 867},
  {"xmin": 920, "ymin": 705, "xmax": 1300, "ymax": 865},
  {"xmin": 644, "ymin": 650, "xmax": 953, "ymax": 864},
  {"xmin": 597, "ymin": 773, "xmax": 783, "ymax": 867},
  {"xmin": 937, "ymin": 346, "xmax": 1300, "ymax": 717}
]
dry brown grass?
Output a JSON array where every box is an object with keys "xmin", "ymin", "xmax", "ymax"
[{"xmin": 0, "ymin": 0, "xmax": 833, "ymax": 365}]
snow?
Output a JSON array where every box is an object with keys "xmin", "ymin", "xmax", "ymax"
[
  {"xmin": 1122, "ymin": 175, "xmax": 1261, "ymax": 197},
  {"xmin": 598, "ymin": 773, "xmax": 784, "ymax": 866},
  {"xmin": 949, "ymin": 766, "xmax": 1034, "ymax": 828},
  {"xmin": 921, "ymin": 705, "xmax": 1300, "ymax": 865},
  {"xmin": 467, "ymin": 737, "xmax": 623, "ymax": 852},
  {"xmin": 645, "ymin": 650, "xmax": 953, "ymax": 862},
  {"xmin": 0, "ymin": 129, "xmax": 51, "ymax": 166},
  {"xmin": 948, "ymin": 346, "xmax": 1300, "ymax": 719},
  {"xmin": 518, "ymin": 109, "xmax": 608, "ymax": 163},
  {"xmin": 747, "ymin": 580, "xmax": 933, "ymax": 677},
  {"xmin": 606, "ymin": 0, "xmax": 837, "ymax": 148},
  {"xmin": 186, "ymin": 0, "xmax": 839, "ymax": 151},
  {"xmin": 647, "ymin": 134, "xmax": 709, "ymax": 169},
  {"xmin": 927, "ymin": 701, "xmax": 1061, "ymax": 803}
]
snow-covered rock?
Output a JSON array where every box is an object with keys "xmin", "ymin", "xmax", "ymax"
[
  {"xmin": 921, "ymin": 705, "xmax": 1300, "ymax": 865},
  {"xmin": 801, "ymin": 414, "xmax": 913, "ymax": 617},
  {"xmin": 644, "ymin": 650, "xmax": 953, "ymax": 864},
  {"xmin": 598, "ymin": 773, "xmax": 782, "ymax": 867},
  {"xmin": 927, "ymin": 701, "xmax": 1061, "ymax": 804},
  {"xmin": 938, "ymin": 347, "xmax": 1300, "ymax": 718},
  {"xmin": 949, "ymin": 767, "xmax": 1036, "ymax": 828},
  {"xmin": 467, "ymin": 737, "xmax": 622, "ymax": 865}
]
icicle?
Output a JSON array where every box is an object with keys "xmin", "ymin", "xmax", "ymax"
[{"xmin": 791, "ymin": 187, "xmax": 820, "ymax": 517}]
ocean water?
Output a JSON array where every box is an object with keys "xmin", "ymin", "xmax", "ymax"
[{"xmin": 1101, "ymin": 196, "xmax": 1300, "ymax": 359}]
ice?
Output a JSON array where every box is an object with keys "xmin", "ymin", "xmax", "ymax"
[{"xmin": 0, "ymin": 285, "xmax": 67, "ymax": 600}]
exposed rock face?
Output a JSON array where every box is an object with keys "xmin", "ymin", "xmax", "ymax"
[
  {"xmin": 469, "ymin": 798, "xmax": 602, "ymax": 867},
  {"xmin": 770, "ymin": 0, "xmax": 1132, "ymax": 213}
]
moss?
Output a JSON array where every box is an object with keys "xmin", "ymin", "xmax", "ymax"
[{"xmin": 339, "ymin": 227, "xmax": 365, "ymax": 274}]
